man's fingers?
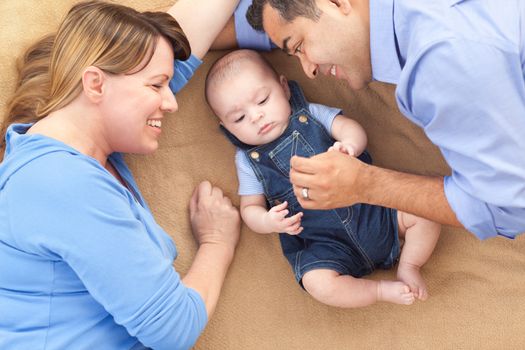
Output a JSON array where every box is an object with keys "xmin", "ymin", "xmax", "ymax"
[
  {"xmin": 290, "ymin": 155, "xmax": 317, "ymax": 174},
  {"xmin": 289, "ymin": 170, "xmax": 315, "ymax": 190}
]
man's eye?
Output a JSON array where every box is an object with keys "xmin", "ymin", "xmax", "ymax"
[
  {"xmin": 294, "ymin": 42, "xmax": 303, "ymax": 54},
  {"xmin": 258, "ymin": 97, "xmax": 268, "ymax": 105},
  {"xmin": 234, "ymin": 115, "xmax": 245, "ymax": 123}
]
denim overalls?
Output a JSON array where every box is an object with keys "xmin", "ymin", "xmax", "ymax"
[{"xmin": 222, "ymin": 81, "xmax": 400, "ymax": 285}]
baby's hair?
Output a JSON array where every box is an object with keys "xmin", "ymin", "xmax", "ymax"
[{"xmin": 205, "ymin": 49, "xmax": 278, "ymax": 111}]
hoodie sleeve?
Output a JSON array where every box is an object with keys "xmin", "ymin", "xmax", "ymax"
[{"xmin": 6, "ymin": 152, "xmax": 207, "ymax": 350}]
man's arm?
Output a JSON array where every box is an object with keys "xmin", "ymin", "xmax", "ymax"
[
  {"xmin": 289, "ymin": 151, "xmax": 462, "ymax": 227},
  {"xmin": 167, "ymin": 0, "xmax": 240, "ymax": 59}
]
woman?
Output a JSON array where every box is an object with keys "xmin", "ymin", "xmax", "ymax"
[{"xmin": 0, "ymin": 1, "xmax": 240, "ymax": 349}]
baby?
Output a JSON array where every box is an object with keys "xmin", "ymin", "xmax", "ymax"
[{"xmin": 205, "ymin": 49, "xmax": 441, "ymax": 308}]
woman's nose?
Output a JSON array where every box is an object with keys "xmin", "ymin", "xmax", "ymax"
[{"xmin": 161, "ymin": 89, "xmax": 178, "ymax": 113}]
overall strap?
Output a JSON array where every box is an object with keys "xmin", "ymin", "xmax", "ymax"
[{"xmin": 287, "ymin": 80, "xmax": 309, "ymax": 114}]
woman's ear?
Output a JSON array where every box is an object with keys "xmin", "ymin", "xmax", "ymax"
[
  {"xmin": 280, "ymin": 75, "xmax": 291, "ymax": 100},
  {"xmin": 82, "ymin": 66, "xmax": 106, "ymax": 103}
]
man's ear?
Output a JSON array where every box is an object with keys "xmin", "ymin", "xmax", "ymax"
[
  {"xmin": 280, "ymin": 75, "xmax": 291, "ymax": 100},
  {"xmin": 328, "ymin": 0, "xmax": 352, "ymax": 15},
  {"xmin": 82, "ymin": 66, "xmax": 106, "ymax": 103}
]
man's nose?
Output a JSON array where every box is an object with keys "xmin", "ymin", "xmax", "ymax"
[{"xmin": 299, "ymin": 56, "xmax": 318, "ymax": 79}]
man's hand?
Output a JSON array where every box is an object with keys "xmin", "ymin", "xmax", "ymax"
[{"xmin": 290, "ymin": 151, "xmax": 366, "ymax": 209}]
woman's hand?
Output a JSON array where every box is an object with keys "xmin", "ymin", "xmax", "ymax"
[{"xmin": 189, "ymin": 181, "xmax": 240, "ymax": 253}]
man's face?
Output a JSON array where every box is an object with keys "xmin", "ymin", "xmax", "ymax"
[{"xmin": 262, "ymin": 0, "xmax": 372, "ymax": 90}]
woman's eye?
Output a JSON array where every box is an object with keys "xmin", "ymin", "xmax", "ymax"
[{"xmin": 234, "ymin": 115, "xmax": 245, "ymax": 123}]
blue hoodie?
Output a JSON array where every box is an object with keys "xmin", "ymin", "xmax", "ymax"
[{"xmin": 0, "ymin": 124, "xmax": 206, "ymax": 350}]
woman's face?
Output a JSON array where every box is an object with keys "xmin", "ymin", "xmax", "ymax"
[{"xmin": 100, "ymin": 37, "xmax": 177, "ymax": 155}]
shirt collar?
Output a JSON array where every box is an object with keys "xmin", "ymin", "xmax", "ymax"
[{"xmin": 369, "ymin": 0, "xmax": 402, "ymax": 84}]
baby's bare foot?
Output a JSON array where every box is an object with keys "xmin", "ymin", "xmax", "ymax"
[
  {"xmin": 397, "ymin": 261, "xmax": 428, "ymax": 301},
  {"xmin": 377, "ymin": 280, "xmax": 415, "ymax": 305}
]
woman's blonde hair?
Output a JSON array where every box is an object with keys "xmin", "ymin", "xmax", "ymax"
[{"xmin": 1, "ymin": 0, "xmax": 190, "ymax": 157}]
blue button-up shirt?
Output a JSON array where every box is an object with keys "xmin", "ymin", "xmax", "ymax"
[
  {"xmin": 370, "ymin": 0, "xmax": 525, "ymax": 239},
  {"xmin": 235, "ymin": 0, "xmax": 525, "ymax": 239}
]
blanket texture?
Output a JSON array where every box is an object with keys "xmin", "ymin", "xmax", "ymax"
[{"xmin": 2, "ymin": 1, "xmax": 525, "ymax": 349}]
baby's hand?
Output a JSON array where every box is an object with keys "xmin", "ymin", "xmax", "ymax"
[
  {"xmin": 265, "ymin": 201, "xmax": 304, "ymax": 235},
  {"xmin": 327, "ymin": 141, "xmax": 356, "ymax": 156}
]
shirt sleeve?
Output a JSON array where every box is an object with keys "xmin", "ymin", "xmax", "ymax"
[
  {"xmin": 235, "ymin": 149, "xmax": 264, "ymax": 195},
  {"xmin": 169, "ymin": 54, "xmax": 203, "ymax": 94},
  {"xmin": 7, "ymin": 153, "xmax": 207, "ymax": 350},
  {"xmin": 395, "ymin": 38, "xmax": 525, "ymax": 239},
  {"xmin": 308, "ymin": 102, "xmax": 342, "ymax": 134},
  {"xmin": 234, "ymin": 0, "xmax": 274, "ymax": 51}
]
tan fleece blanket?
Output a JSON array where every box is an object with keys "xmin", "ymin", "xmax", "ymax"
[{"xmin": 2, "ymin": 1, "xmax": 525, "ymax": 349}]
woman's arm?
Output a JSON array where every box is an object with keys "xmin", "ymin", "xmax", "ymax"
[
  {"xmin": 211, "ymin": 17, "xmax": 238, "ymax": 51},
  {"xmin": 167, "ymin": 0, "xmax": 240, "ymax": 59},
  {"xmin": 182, "ymin": 181, "xmax": 240, "ymax": 317}
]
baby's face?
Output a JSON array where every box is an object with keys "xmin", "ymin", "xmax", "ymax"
[{"xmin": 209, "ymin": 59, "xmax": 292, "ymax": 146}]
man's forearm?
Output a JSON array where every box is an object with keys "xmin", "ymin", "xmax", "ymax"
[{"xmin": 359, "ymin": 164, "xmax": 462, "ymax": 227}]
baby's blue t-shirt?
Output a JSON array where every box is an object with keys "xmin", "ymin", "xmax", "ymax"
[{"xmin": 236, "ymin": 103, "xmax": 341, "ymax": 195}]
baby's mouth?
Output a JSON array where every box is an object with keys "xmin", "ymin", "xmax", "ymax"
[{"xmin": 259, "ymin": 122, "xmax": 274, "ymax": 135}]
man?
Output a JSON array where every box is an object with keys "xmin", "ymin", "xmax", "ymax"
[{"xmin": 233, "ymin": 0, "xmax": 525, "ymax": 239}]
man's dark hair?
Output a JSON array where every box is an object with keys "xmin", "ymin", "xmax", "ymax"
[{"xmin": 247, "ymin": 0, "xmax": 321, "ymax": 32}]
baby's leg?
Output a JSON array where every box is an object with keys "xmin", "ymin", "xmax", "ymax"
[
  {"xmin": 302, "ymin": 269, "xmax": 415, "ymax": 308},
  {"xmin": 396, "ymin": 211, "xmax": 441, "ymax": 301}
]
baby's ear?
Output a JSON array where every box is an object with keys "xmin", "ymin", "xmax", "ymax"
[{"xmin": 280, "ymin": 75, "xmax": 291, "ymax": 100}]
